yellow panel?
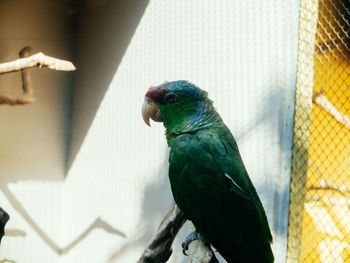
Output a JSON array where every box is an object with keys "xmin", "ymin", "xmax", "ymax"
[
  {"xmin": 289, "ymin": 0, "xmax": 350, "ymax": 262},
  {"xmin": 300, "ymin": 0, "xmax": 350, "ymax": 261}
]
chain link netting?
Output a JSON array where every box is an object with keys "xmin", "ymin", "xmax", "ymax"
[{"xmin": 288, "ymin": 0, "xmax": 350, "ymax": 262}]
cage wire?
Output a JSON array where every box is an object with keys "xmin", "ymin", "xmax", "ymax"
[{"xmin": 287, "ymin": 0, "xmax": 350, "ymax": 262}]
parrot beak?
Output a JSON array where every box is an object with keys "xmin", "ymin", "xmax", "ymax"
[{"xmin": 142, "ymin": 97, "xmax": 163, "ymax": 126}]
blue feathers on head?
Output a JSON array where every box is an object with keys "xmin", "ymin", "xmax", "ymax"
[{"xmin": 157, "ymin": 80, "xmax": 208, "ymax": 101}]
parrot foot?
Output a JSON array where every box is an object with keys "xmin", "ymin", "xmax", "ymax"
[{"xmin": 182, "ymin": 231, "xmax": 201, "ymax": 256}]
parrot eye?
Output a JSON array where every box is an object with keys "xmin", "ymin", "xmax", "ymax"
[{"xmin": 164, "ymin": 93, "xmax": 176, "ymax": 104}]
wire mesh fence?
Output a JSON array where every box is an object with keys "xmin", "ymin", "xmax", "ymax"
[{"xmin": 288, "ymin": 0, "xmax": 350, "ymax": 262}]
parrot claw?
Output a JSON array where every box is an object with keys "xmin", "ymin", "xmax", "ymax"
[
  {"xmin": 182, "ymin": 246, "xmax": 188, "ymax": 256},
  {"xmin": 181, "ymin": 231, "xmax": 201, "ymax": 256}
]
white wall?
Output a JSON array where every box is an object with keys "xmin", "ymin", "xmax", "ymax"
[
  {"xmin": 64, "ymin": 0, "xmax": 299, "ymax": 262},
  {"xmin": 1, "ymin": 0, "xmax": 299, "ymax": 262}
]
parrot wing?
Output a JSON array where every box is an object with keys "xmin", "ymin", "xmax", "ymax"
[{"xmin": 169, "ymin": 127, "xmax": 273, "ymax": 262}]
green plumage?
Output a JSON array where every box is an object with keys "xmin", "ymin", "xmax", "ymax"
[
  {"xmin": 145, "ymin": 81, "xmax": 274, "ymax": 263},
  {"xmin": 169, "ymin": 126, "xmax": 273, "ymax": 263}
]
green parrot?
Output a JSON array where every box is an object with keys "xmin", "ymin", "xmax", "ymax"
[{"xmin": 142, "ymin": 80, "xmax": 274, "ymax": 263}]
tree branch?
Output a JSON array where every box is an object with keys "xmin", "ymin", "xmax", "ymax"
[
  {"xmin": 0, "ymin": 207, "xmax": 10, "ymax": 245},
  {"xmin": 137, "ymin": 201, "xmax": 218, "ymax": 263},
  {"xmin": 0, "ymin": 46, "xmax": 76, "ymax": 105},
  {"xmin": 0, "ymin": 50, "xmax": 75, "ymax": 74},
  {"xmin": 137, "ymin": 201, "xmax": 186, "ymax": 263},
  {"xmin": 313, "ymin": 91, "xmax": 350, "ymax": 129},
  {"xmin": 0, "ymin": 259, "xmax": 16, "ymax": 263},
  {"xmin": 187, "ymin": 222, "xmax": 218, "ymax": 263}
]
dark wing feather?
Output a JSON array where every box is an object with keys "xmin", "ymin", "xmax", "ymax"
[{"xmin": 169, "ymin": 126, "xmax": 273, "ymax": 263}]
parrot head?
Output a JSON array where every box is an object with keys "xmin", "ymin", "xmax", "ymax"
[
  {"xmin": 142, "ymin": 80, "xmax": 221, "ymax": 144},
  {"xmin": 142, "ymin": 81, "xmax": 208, "ymax": 125}
]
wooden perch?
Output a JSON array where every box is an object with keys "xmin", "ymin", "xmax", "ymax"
[
  {"xmin": 0, "ymin": 207, "xmax": 10, "ymax": 245},
  {"xmin": 187, "ymin": 222, "xmax": 218, "ymax": 263},
  {"xmin": 0, "ymin": 46, "xmax": 76, "ymax": 105},
  {"xmin": 313, "ymin": 91, "xmax": 350, "ymax": 129},
  {"xmin": 0, "ymin": 49, "xmax": 75, "ymax": 74},
  {"xmin": 137, "ymin": 201, "xmax": 218, "ymax": 263},
  {"xmin": 138, "ymin": 201, "xmax": 186, "ymax": 263},
  {"xmin": 0, "ymin": 259, "xmax": 16, "ymax": 263}
]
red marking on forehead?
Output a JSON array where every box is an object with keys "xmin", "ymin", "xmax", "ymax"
[{"xmin": 145, "ymin": 86, "xmax": 168, "ymax": 103}]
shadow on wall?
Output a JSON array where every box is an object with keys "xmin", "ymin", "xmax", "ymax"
[
  {"xmin": 108, "ymin": 147, "xmax": 174, "ymax": 262},
  {"xmin": 0, "ymin": 0, "xmax": 150, "ymax": 254},
  {"xmin": 0, "ymin": 183, "xmax": 126, "ymax": 255},
  {"xmin": 67, "ymin": 0, "xmax": 150, "ymax": 172},
  {"xmin": 234, "ymin": 84, "xmax": 297, "ymax": 262}
]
